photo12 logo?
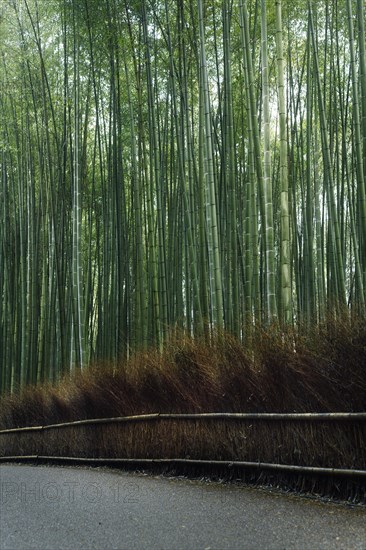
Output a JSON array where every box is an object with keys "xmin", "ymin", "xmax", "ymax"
[{"xmin": 0, "ymin": 480, "xmax": 142, "ymax": 505}]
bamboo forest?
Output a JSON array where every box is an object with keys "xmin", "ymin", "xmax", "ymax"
[{"xmin": 0, "ymin": 0, "xmax": 365, "ymax": 394}]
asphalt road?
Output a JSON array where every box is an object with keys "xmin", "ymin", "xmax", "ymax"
[{"xmin": 0, "ymin": 464, "xmax": 365, "ymax": 550}]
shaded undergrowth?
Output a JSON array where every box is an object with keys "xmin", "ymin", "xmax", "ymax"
[{"xmin": 0, "ymin": 316, "xmax": 365, "ymax": 502}]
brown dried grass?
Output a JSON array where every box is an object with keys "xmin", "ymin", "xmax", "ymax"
[{"xmin": 0, "ymin": 316, "xmax": 365, "ymax": 501}]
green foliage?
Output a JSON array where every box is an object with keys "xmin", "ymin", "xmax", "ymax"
[{"xmin": 0, "ymin": 0, "xmax": 365, "ymax": 391}]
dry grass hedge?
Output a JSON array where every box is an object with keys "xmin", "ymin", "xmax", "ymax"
[{"xmin": 1, "ymin": 316, "xmax": 365, "ymax": 502}]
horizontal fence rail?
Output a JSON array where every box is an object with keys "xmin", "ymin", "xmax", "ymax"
[
  {"xmin": 1, "ymin": 412, "xmax": 365, "ymax": 484},
  {"xmin": 1, "ymin": 411, "xmax": 366, "ymax": 435},
  {"xmin": 0, "ymin": 455, "xmax": 366, "ymax": 479}
]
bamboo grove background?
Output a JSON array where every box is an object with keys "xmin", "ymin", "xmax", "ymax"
[{"xmin": 0, "ymin": 0, "xmax": 365, "ymax": 393}]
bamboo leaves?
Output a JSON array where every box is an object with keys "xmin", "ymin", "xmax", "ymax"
[{"xmin": 0, "ymin": 0, "xmax": 364, "ymax": 393}]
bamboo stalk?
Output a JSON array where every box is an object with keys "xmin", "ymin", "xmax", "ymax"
[
  {"xmin": 1, "ymin": 411, "xmax": 365, "ymax": 435},
  {"xmin": 1, "ymin": 455, "xmax": 365, "ymax": 479}
]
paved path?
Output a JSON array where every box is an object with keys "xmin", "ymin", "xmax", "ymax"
[{"xmin": 0, "ymin": 464, "xmax": 365, "ymax": 549}]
